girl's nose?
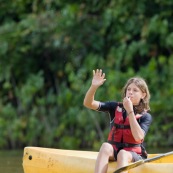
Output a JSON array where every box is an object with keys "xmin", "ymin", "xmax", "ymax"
[{"xmin": 128, "ymin": 90, "xmax": 132, "ymax": 94}]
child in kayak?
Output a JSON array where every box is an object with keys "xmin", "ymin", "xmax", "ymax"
[{"xmin": 83, "ymin": 69, "xmax": 152, "ymax": 173}]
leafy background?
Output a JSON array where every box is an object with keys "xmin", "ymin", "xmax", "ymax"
[{"xmin": 0, "ymin": 0, "xmax": 173, "ymax": 151}]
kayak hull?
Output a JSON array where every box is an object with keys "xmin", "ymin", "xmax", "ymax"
[{"xmin": 22, "ymin": 147, "xmax": 173, "ymax": 173}]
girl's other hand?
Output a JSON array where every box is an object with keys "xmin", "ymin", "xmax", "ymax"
[{"xmin": 123, "ymin": 97, "xmax": 133, "ymax": 113}]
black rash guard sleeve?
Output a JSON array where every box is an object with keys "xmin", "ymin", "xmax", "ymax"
[
  {"xmin": 139, "ymin": 113, "xmax": 152, "ymax": 135},
  {"xmin": 97, "ymin": 101, "xmax": 118, "ymax": 121}
]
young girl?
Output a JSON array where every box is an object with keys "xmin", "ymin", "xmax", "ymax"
[{"xmin": 83, "ymin": 69, "xmax": 152, "ymax": 173}]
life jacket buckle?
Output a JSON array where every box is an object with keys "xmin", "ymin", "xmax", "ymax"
[
  {"xmin": 124, "ymin": 143, "xmax": 129, "ymax": 147},
  {"xmin": 119, "ymin": 124, "xmax": 124, "ymax": 128}
]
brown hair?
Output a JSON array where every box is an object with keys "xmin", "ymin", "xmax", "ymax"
[{"xmin": 122, "ymin": 77, "xmax": 150, "ymax": 113}]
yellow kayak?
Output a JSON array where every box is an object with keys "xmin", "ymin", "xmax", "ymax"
[{"xmin": 22, "ymin": 147, "xmax": 173, "ymax": 173}]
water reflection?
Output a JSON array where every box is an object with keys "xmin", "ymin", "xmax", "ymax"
[{"xmin": 0, "ymin": 150, "xmax": 23, "ymax": 173}]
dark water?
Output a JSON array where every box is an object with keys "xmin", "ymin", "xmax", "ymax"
[
  {"xmin": 0, "ymin": 150, "xmax": 24, "ymax": 173},
  {"xmin": 0, "ymin": 148, "xmax": 172, "ymax": 173}
]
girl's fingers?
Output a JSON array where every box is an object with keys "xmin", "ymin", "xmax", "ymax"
[
  {"xmin": 102, "ymin": 73, "xmax": 105, "ymax": 78},
  {"xmin": 96, "ymin": 69, "xmax": 100, "ymax": 76},
  {"xmin": 99, "ymin": 69, "xmax": 102, "ymax": 76},
  {"xmin": 97, "ymin": 69, "xmax": 103, "ymax": 76},
  {"xmin": 94, "ymin": 69, "xmax": 105, "ymax": 78},
  {"xmin": 93, "ymin": 70, "xmax": 95, "ymax": 76},
  {"xmin": 96, "ymin": 69, "xmax": 99, "ymax": 74}
]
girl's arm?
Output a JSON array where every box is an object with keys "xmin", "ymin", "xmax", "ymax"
[
  {"xmin": 123, "ymin": 97, "xmax": 145, "ymax": 142},
  {"xmin": 128, "ymin": 111, "xmax": 145, "ymax": 142}
]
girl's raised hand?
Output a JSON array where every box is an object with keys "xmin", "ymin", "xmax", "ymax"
[{"xmin": 92, "ymin": 69, "xmax": 106, "ymax": 87}]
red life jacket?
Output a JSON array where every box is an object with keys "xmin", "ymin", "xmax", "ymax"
[{"xmin": 107, "ymin": 105, "xmax": 144, "ymax": 155}]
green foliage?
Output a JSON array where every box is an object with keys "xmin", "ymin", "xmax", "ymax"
[{"xmin": 0, "ymin": 0, "xmax": 173, "ymax": 150}]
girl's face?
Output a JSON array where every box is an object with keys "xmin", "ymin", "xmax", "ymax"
[{"xmin": 126, "ymin": 83, "xmax": 146, "ymax": 105}]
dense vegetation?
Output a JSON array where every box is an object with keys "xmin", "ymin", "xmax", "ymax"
[{"xmin": 0, "ymin": 0, "xmax": 173, "ymax": 150}]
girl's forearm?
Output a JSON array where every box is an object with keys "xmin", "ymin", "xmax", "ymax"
[
  {"xmin": 128, "ymin": 112, "xmax": 144, "ymax": 142},
  {"xmin": 83, "ymin": 85, "xmax": 100, "ymax": 110}
]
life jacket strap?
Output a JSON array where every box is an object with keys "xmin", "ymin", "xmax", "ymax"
[
  {"xmin": 108, "ymin": 141, "xmax": 141, "ymax": 148},
  {"xmin": 114, "ymin": 123, "xmax": 130, "ymax": 129}
]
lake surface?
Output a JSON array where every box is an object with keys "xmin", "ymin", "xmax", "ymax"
[
  {"xmin": 0, "ymin": 150, "xmax": 24, "ymax": 173},
  {"xmin": 0, "ymin": 147, "xmax": 172, "ymax": 173}
]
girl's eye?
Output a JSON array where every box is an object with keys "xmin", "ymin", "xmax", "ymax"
[{"xmin": 133, "ymin": 89, "xmax": 139, "ymax": 92}]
